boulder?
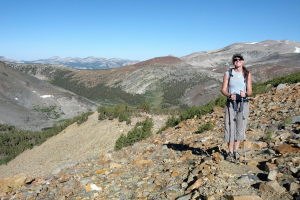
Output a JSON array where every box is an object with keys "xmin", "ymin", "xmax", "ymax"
[
  {"xmin": 242, "ymin": 141, "xmax": 268, "ymax": 150},
  {"xmin": 259, "ymin": 180, "xmax": 286, "ymax": 194},
  {"xmin": 273, "ymin": 144, "xmax": 300, "ymax": 154},
  {"xmin": 276, "ymin": 84, "xmax": 286, "ymax": 90}
]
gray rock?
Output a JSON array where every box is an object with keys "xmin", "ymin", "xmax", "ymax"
[
  {"xmin": 80, "ymin": 179, "xmax": 93, "ymax": 187},
  {"xmin": 203, "ymin": 157, "xmax": 213, "ymax": 162},
  {"xmin": 167, "ymin": 184, "xmax": 181, "ymax": 191},
  {"xmin": 181, "ymin": 182, "xmax": 188, "ymax": 189},
  {"xmin": 176, "ymin": 193, "xmax": 192, "ymax": 200},
  {"xmin": 51, "ymin": 161, "xmax": 78, "ymax": 175},
  {"xmin": 265, "ymin": 149, "xmax": 276, "ymax": 154},
  {"xmin": 236, "ymin": 175, "xmax": 251, "ymax": 185},
  {"xmin": 292, "ymin": 116, "xmax": 300, "ymax": 124},
  {"xmin": 276, "ymin": 83, "xmax": 286, "ymax": 90},
  {"xmin": 268, "ymin": 170, "xmax": 277, "ymax": 180},
  {"xmin": 290, "ymin": 167, "xmax": 298, "ymax": 174}
]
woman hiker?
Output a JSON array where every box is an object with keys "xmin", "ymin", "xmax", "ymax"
[{"xmin": 220, "ymin": 54, "xmax": 252, "ymax": 162}]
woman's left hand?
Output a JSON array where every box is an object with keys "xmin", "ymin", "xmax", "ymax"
[{"xmin": 240, "ymin": 90, "xmax": 246, "ymax": 97}]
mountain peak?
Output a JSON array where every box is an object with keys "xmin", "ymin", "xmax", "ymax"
[{"xmin": 133, "ymin": 56, "xmax": 184, "ymax": 67}]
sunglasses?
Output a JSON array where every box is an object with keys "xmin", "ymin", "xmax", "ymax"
[{"xmin": 233, "ymin": 58, "xmax": 244, "ymax": 62}]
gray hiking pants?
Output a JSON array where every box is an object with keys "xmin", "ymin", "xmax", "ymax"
[{"xmin": 224, "ymin": 101, "xmax": 249, "ymax": 142}]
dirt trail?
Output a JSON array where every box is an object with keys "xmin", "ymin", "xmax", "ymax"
[{"xmin": 0, "ymin": 112, "xmax": 168, "ymax": 178}]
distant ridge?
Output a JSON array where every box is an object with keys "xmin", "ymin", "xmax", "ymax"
[{"xmin": 0, "ymin": 56, "xmax": 139, "ymax": 70}]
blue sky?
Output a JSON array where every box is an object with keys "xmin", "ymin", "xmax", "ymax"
[{"xmin": 0, "ymin": 0, "xmax": 299, "ymax": 61}]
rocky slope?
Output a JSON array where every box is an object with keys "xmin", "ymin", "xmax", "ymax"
[
  {"xmin": 6, "ymin": 40, "xmax": 300, "ymax": 107},
  {"xmin": 0, "ymin": 113, "xmax": 168, "ymax": 179},
  {"xmin": 0, "ymin": 62, "xmax": 97, "ymax": 130},
  {"xmin": 0, "ymin": 83, "xmax": 299, "ymax": 199}
]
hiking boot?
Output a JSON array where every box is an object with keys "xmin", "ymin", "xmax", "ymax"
[
  {"xmin": 226, "ymin": 152, "xmax": 234, "ymax": 162},
  {"xmin": 234, "ymin": 151, "xmax": 240, "ymax": 161}
]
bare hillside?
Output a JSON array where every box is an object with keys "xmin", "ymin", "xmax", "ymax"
[
  {"xmin": 0, "ymin": 61, "xmax": 97, "ymax": 130},
  {"xmin": 0, "ymin": 113, "xmax": 168, "ymax": 178}
]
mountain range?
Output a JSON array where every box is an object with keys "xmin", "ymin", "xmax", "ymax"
[
  {"xmin": 7, "ymin": 40, "xmax": 300, "ymax": 106},
  {"xmin": 0, "ymin": 56, "xmax": 139, "ymax": 70},
  {"xmin": 2, "ymin": 40, "xmax": 300, "ymax": 129}
]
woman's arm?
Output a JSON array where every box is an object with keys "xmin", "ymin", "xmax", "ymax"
[{"xmin": 221, "ymin": 73, "xmax": 230, "ymax": 97}]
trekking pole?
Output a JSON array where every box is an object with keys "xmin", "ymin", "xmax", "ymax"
[
  {"xmin": 241, "ymin": 97, "xmax": 245, "ymax": 120},
  {"xmin": 233, "ymin": 94, "xmax": 238, "ymax": 121},
  {"xmin": 243, "ymin": 139, "xmax": 246, "ymax": 164},
  {"xmin": 242, "ymin": 99, "xmax": 247, "ymax": 164}
]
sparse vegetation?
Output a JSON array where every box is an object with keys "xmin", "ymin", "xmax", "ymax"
[
  {"xmin": 263, "ymin": 131, "xmax": 273, "ymax": 142},
  {"xmin": 160, "ymin": 75, "xmax": 211, "ymax": 107},
  {"xmin": 33, "ymin": 105, "xmax": 61, "ymax": 119},
  {"xmin": 196, "ymin": 122, "xmax": 214, "ymax": 133},
  {"xmin": 98, "ymin": 104, "xmax": 132, "ymax": 124},
  {"xmin": 76, "ymin": 111, "xmax": 93, "ymax": 125},
  {"xmin": 137, "ymin": 103, "xmax": 151, "ymax": 113},
  {"xmin": 0, "ymin": 124, "xmax": 16, "ymax": 132},
  {"xmin": 252, "ymin": 71, "xmax": 300, "ymax": 95},
  {"xmin": 114, "ymin": 117, "xmax": 153, "ymax": 151},
  {"xmin": 0, "ymin": 111, "xmax": 94, "ymax": 165},
  {"xmin": 283, "ymin": 117, "xmax": 292, "ymax": 125},
  {"xmin": 33, "ymin": 105, "xmax": 56, "ymax": 113},
  {"xmin": 50, "ymin": 70, "xmax": 145, "ymax": 106}
]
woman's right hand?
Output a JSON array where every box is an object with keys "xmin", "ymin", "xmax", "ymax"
[{"xmin": 230, "ymin": 94, "xmax": 236, "ymax": 100}]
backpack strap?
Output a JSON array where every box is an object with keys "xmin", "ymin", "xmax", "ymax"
[{"xmin": 227, "ymin": 68, "xmax": 233, "ymax": 94}]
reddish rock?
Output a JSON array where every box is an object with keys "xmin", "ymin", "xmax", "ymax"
[
  {"xmin": 179, "ymin": 150, "xmax": 194, "ymax": 161},
  {"xmin": 259, "ymin": 118, "xmax": 269, "ymax": 124},
  {"xmin": 171, "ymin": 170, "xmax": 180, "ymax": 177},
  {"xmin": 273, "ymin": 144, "xmax": 300, "ymax": 154},
  {"xmin": 264, "ymin": 162, "xmax": 277, "ymax": 172},
  {"xmin": 95, "ymin": 169, "xmax": 109, "ymax": 175},
  {"xmin": 131, "ymin": 159, "xmax": 153, "ymax": 166},
  {"xmin": 212, "ymin": 152, "xmax": 223, "ymax": 162},
  {"xmin": 0, "ymin": 173, "xmax": 28, "ymax": 193},
  {"xmin": 242, "ymin": 141, "xmax": 267, "ymax": 150},
  {"xmin": 246, "ymin": 160, "xmax": 259, "ymax": 166},
  {"xmin": 186, "ymin": 178, "xmax": 204, "ymax": 193}
]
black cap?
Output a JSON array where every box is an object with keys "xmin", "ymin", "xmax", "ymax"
[{"xmin": 232, "ymin": 54, "xmax": 244, "ymax": 64}]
